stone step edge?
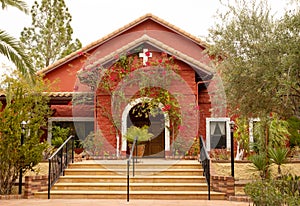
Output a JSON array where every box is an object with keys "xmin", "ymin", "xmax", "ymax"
[
  {"xmin": 69, "ymin": 163, "xmax": 202, "ymax": 166},
  {"xmin": 54, "ymin": 182, "xmax": 208, "ymax": 186},
  {"xmin": 37, "ymin": 190, "xmax": 224, "ymax": 195},
  {"xmin": 65, "ymin": 168, "xmax": 203, "ymax": 171},
  {"xmin": 59, "ymin": 175, "xmax": 206, "ymax": 179}
]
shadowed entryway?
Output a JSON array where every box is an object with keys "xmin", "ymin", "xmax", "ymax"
[{"xmin": 127, "ymin": 103, "xmax": 165, "ymax": 157}]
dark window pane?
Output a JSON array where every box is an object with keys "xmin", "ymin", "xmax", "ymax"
[{"xmin": 210, "ymin": 121, "xmax": 226, "ymax": 149}]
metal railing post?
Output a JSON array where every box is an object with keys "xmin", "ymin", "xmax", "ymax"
[
  {"xmin": 60, "ymin": 148, "xmax": 63, "ymax": 174},
  {"xmin": 127, "ymin": 160, "xmax": 130, "ymax": 202},
  {"xmin": 199, "ymin": 135, "xmax": 211, "ymax": 200},
  {"xmin": 65, "ymin": 142, "xmax": 68, "ymax": 168},
  {"xmin": 126, "ymin": 136, "xmax": 138, "ymax": 202},
  {"xmin": 47, "ymin": 135, "xmax": 74, "ymax": 199},
  {"xmin": 72, "ymin": 137, "xmax": 74, "ymax": 163},
  {"xmin": 48, "ymin": 159, "xmax": 51, "ymax": 199},
  {"xmin": 208, "ymin": 160, "xmax": 210, "ymax": 200}
]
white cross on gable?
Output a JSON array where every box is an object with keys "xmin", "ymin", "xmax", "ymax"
[{"xmin": 139, "ymin": 49, "xmax": 152, "ymax": 66}]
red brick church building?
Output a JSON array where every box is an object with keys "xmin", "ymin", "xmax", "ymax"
[{"xmin": 39, "ymin": 14, "xmax": 230, "ymax": 158}]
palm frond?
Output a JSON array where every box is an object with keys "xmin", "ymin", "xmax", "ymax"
[
  {"xmin": 0, "ymin": 30, "xmax": 34, "ymax": 78},
  {"xmin": 268, "ymin": 147, "xmax": 289, "ymax": 165},
  {"xmin": 1, "ymin": 0, "xmax": 28, "ymax": 14}
]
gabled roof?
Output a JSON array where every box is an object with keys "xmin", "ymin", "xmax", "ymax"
[
  {"xmin": 85, "ymin": 34, "xmax": 213, "ymax": 77},
  {"xmin": 38, "ymin": 13, "xmax": 210, "ymax": 75}
]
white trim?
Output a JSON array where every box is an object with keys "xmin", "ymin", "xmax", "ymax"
[
  {"xmin": 206, "ymin": 117, "xmax": 230, "ymax": 151},
  {"xmin": 116, "ymin": 134, "xmax": 120, "ymax": 157},
  {"xmin": 249, "ymin": 117, "xmax": 260, "ymax": 144},
  {"xmin": 121, "ymin": 97, "xmax": 170, "ymax": 152},
  {"xmin": 47, "ymin": 117, "xmax": 94, "ymax": 144}
]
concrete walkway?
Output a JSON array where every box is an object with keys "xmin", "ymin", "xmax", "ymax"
[{"xmin": 1, "ymin": 199, "xmax": 250, "ymax": 206}]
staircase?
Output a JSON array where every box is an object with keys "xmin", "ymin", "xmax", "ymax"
[{"xmin": 35, "ymin": 159, "xmax": 225, "ymax": 200}]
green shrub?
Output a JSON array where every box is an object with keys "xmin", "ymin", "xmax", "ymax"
[
  {"xmin": 82, "ymin": 131, "xmax": 105, "ymax": 156},
  {"xmin": 249, "ymin": 153, "xmax": 269, "ymax": 179},
  {"xmin": 287, "ymin": 117, "xmax": 300, "ymax": 148},
  {"xmin": 268, "ymin": 147, "xmax": 289, "ymax": 176},
  {"xmin": 245, "ymin": 175, "xmax": 300, "ymax": 205},
  {"xmin": 124, "ymin": 126, "xmax": 153, "ymax": 144},
  {"xmin": 51, "ymin": 126, "xmax": 71, "ymax": 148},
  {"xmin": 0, "ymin": 74, "xmax": 51, "ymax": 195},
  {"xmin": 245, "ymin": 180, "xmax": 283, "ymax": 205}
]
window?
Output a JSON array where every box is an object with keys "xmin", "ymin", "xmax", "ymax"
[
  {"xmin": 206, "ymin": 118, "xmax": 230, "ymax": 151},
  {"xmin": 48, "ymin": 117, "xmax": 94, "ymax": 144}
]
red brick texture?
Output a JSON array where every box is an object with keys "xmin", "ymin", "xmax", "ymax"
[
  {"xmin": 24, "ymin": 176, "xmax": 48, "ymax": 199},
  {"xmin": 0, "ymin": 194, "xmax": 22, "ymax": 200},
  {"xmin": 211, "ymin": 175, "xmax": 235, "ymax": 199}
]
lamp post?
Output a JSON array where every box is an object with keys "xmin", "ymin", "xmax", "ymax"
[
  {"xmin": 19, "ymin": 121, "xmax": 27, "ymax": 195},
  {"xmin": 229, "ymin": 121, "xmax": 235, "ymax": 177}
]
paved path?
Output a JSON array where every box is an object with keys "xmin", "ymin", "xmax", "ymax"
[{"xmin": 1, "ymin": 199, "xmax": 250, "ymax": 206}]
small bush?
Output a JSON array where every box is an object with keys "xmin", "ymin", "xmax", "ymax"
[
  {"xmin": 51, "ymin": 126, "xmax": 71, "ymax": 148},
  {"xmin": 245, "ymin": 180, "xmax": 283, "ymax": 205},
  {"xmin": 209, "ymin": 149, "xmax": 230, "ymax": 160},
  {"xmin": 82, "ymin": 131, "xmax": 105, "ymax": 156},
  {"xmin": 287, "ymin": 117, "xmax": 300, "ymax": 148},
  {"xmin": 245, "ymin": 174, "xmax": 300, "ymax": 205}
]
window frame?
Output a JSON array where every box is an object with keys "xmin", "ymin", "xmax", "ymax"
[
  {"xmin": 206, "ymin": 117, "xmax": 231, "ymax": 151},
  {"xmin": 47, "ymin": 117, "xmax": 94, "ymax": 144}
]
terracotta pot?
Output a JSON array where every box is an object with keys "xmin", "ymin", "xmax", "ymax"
[
  {"xmin": 128, "ymin": 144, "xmax": 145, "ymax": 157},
  {"xmin": 74, "ymin": 148, "xmax": 84, "ymax": 154}
]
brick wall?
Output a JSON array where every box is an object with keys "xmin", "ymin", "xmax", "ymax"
[
  {"xmin": 0, "ymin": 194, "xmax": 22, "ymax": 200},
  {"xmin": 211, "ymin": 175, "xmax": 235, "ymax": 199},
  {"xmin": 24, "ymin": 175, "xmax": 48, "ymax": 199}
]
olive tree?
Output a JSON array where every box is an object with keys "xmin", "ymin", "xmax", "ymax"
[
  {"xmin": 0, "ymin": 73, "xmax": 51, "ymax": 194},
  {"xmin": 207, "ymin": 0, "xmax": 299, "ymax": 119}
]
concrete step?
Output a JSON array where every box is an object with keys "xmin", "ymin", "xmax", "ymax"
[
  {"xmin": 68, "ymin": 161, "xmax": 202, "ymax": 170},
  {"xmin": 64, "ymin": 168, "xmax": 203, "ymax": 176},
  {"xmin": 35, "ymin": 190, "xmax": 226, "ymax": 200},
  {"xmin": 52, "ymin": 182, "xmax": 208, "ymax": 191},
  {"xmin": 38, "ymin": 160, "xmax": 225, "ymax": 200},
  {"xmin": 57, "ymin": 175, "xmax": 206, "ymax": 184}
]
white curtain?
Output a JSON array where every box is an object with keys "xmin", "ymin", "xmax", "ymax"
[
  {"xmin": 210, "ymin": 122, "xmax": 217, "ymax": 135},
  {"xmin": 218, "ymin": 122, "xmax": 226, "ymax": 135}
]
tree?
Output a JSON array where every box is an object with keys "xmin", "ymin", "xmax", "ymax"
[
  {"xmin": 0, "ymin": 73, "xmax": 51, "ymax": 195},
  {"xmin": 207, "ymin": 0, "xmax": 300, "ymax": 119},
  {"xmin": 20, "ymin": 0, "xmax": 82, "ymax": 71},
  {"xmin": 0, "ymin": 0, "xmax": 34, "ymax": 78}
]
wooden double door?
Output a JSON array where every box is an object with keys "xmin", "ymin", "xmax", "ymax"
[
  {"xmin": 144, "ymin": 122, "xmax": 165, "ymax": 157},
  {"xmin": 127, "ymin": 104, "xmax": 165, "ymax": 157}
]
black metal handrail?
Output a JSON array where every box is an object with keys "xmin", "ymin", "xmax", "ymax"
[
  {"xmin": 48, "ymin": 135, "xmax": 74, "ymax": 199},
  {"xmin": 199, "ymin": 135, "xmax": 211, "ymax": 200},
  {"xmin": 127, "ymin": 137, "xmax": 137, "ymax": 202}
]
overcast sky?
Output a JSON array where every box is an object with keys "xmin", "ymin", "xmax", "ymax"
[{"xmin": 0, "ymin": 0, "xmax": 290, "ymax": 73}]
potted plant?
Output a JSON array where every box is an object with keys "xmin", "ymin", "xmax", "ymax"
[{"xmin": 124, "ymin": 125, "xmax": 154, "ymax": 157}]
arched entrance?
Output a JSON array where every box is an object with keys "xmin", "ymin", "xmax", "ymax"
[
  {"xmin": 127, "ymin": 103, "xmax": 165, "ymax": 157},
  {"xmin": 121, "ymin": 98, "xmax": 170, "ymax": 157}
]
